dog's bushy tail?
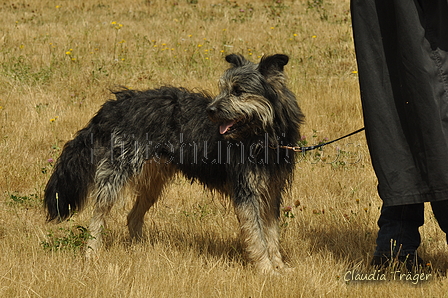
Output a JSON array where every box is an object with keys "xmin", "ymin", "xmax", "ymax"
[{"xmin": 44, "ymin": 128, "xmax": 95, "ymax": 222}]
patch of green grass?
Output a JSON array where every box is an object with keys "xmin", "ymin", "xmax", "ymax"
[
  {"xmin": 1, "ymin": 55, "xmax": 53, "ymax": 85},
  {"xmin": 7, "ymin": 192, "xmax": 41, "ymax": 208},
  {"xmin": 41, "ymin": 225, "xmax": 94, "ymax": 252}
]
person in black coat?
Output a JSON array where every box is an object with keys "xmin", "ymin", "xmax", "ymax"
[{"xmin": 351, "ymin": 0, "xmax": 448, "ymax": 268}]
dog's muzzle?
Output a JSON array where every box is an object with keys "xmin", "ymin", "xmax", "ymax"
[{"xmin": 206, "ymin": 104, "xmax": 239, "ymax": 135}]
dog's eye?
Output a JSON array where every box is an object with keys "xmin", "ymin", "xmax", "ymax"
[{"xmin": 232, "ymin": 86, "xmax": 243, "ymax": 96}]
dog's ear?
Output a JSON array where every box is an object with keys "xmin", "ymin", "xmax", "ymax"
[
  {"xmin": 225, "ymin": 54, "xmax": 248, "ymax": 67},
  {"xmin": 258, "ymin": 54, "xmax": 289, "ymax": 76}
]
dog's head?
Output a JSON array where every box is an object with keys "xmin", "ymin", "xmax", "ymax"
[{"xmin": 207, "ymin": 54, "xmax": 290, "ymax": 140}]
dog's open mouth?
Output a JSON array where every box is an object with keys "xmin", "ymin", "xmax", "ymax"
[{"xmin": 219, "ymin": 120, "xmax": 244, "ymax": 135}]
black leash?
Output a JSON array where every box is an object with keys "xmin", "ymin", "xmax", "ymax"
[{"xmin": 276, "ymin": 127, "xmax": 365, "ymax": 152}]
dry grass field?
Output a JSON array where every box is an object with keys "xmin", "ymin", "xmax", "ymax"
[{"xmin": 1, "ymin": 0, "xmax": 447, "ymax": 297}]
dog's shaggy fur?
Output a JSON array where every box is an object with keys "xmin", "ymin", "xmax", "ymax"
[{"xmin": 44, "ymin": 54, "xmax": 304, "ymax": 273}]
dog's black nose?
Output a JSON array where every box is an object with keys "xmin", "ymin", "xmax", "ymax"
[{"xmin": 206, "ymin": 105, "xmax": 218, "ymax": 116}]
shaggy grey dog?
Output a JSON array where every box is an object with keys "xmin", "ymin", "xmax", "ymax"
[{"xmin": 44, "ymin": 54, "xmax": 304, "ymax": 273}]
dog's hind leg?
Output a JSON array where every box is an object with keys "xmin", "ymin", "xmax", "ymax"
[
  {"xmin": 127, "ymin": 162, "xmax": 175, "ymax": 240},
  {"xmin": 86, "ymin": 201, "xmax": 113, "ymax": 256},
  {"xmin": 86, "ymin": 156, "xmax": 141, "ymax": 256}
]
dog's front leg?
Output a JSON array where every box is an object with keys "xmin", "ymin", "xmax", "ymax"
[
  {"xmin": 233, "ymin": 195, "xmax": 274, "ymax": 274},
  {"xmin": 262, "ymin": 182, "xmax": 287, "ymax": 271}
]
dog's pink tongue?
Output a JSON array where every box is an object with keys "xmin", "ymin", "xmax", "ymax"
[{"xmin": 219, "ymin": 121, "xmax": 235, "ymax": 134}]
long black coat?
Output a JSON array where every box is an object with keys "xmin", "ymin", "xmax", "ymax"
[{"xmin": 351, "ymin": 0, "xmax": 448, "ymax": 206}]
